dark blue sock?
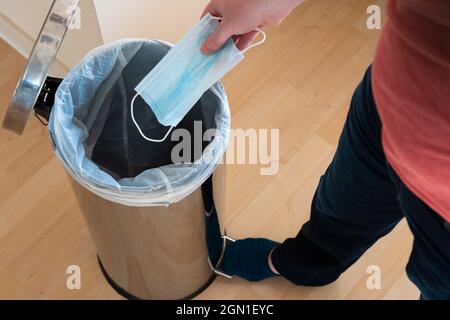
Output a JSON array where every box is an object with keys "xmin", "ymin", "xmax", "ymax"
[{"xmin": 222, "ymin": 238, "xmax": 279, "ymax": 282}]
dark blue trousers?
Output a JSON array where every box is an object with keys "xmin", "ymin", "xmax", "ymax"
[{"xmin": 271, "ymin": 66, "xmax": 450, "ymax": 300}]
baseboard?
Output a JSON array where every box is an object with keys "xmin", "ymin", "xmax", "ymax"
[{"xmin": 0, "ymin": 12, "xmax": 69, "ymax": 77}]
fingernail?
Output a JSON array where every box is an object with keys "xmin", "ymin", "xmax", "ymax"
[{"xmin": 201, "ymin": 43, "xmax": 210, "ymax": 54}]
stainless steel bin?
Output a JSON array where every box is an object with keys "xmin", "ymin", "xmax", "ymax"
[{"xmin": 2, "ymin": 0, "xmax": 229, "ymax": 300}]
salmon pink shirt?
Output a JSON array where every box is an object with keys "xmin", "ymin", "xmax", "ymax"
[{"xmin": 372, "ymin": 0, "xmax": 450, "ymax": 222}]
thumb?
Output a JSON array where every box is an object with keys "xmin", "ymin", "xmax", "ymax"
[{"xmin": 201, "ymin": 21, "xmax": 232, "ymax": 54}]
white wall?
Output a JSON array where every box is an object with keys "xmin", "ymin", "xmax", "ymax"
[
  {"xmin": 93, "ymin": 0, "xmax": 209, "ymax": 44},
  {"xmin": 0, "ymin": 0, "xmax": 53, "ymax": 39},
  {"xmin": 0, "ymin": 0, "xmax": 104, "ymax": 74},
  {"xmin": 0, "ymin": 0, "xmax": 209, "ymax": 72},
  {"xmin": 61, "ymin": 0, "xmax": 104, "ymax": 69}
]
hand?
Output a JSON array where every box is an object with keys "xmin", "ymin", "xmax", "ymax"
[{"xmin": 201, "ymin": 0, "xmax": 305, "ymax": 54}]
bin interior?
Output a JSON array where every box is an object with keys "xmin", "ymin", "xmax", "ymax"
[{"xmin": 80, "ymin": 41, "xmax": 219, "ymax": 180}]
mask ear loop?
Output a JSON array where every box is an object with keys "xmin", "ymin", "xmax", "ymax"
[
  {"xmin": 131, "ymin": 92, "xmax": 174, "ymax": 142},
  {"xmin": 210, "ymin": 16, "xmax": 267, "ymax": 54},
  {"xmin": 241, "ymin": 28, "xmax": 266, "ymax": 53}
]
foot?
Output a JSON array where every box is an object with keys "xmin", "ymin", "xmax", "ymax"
[{"xmin": 222, "ymin": 238, "xmax": 280, "ymax": 282}]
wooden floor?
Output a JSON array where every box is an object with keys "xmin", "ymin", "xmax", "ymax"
[{"xmin": 0, "ymin": 0, "xmax": 419, "ymax": 299}]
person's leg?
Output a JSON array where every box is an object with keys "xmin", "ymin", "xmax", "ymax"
[
  {"xmin": 270, "ymin": 66, "xmax": 403, "ymax": 285},
  {"xmin": 223, "ymin": 66, "xmax": 404, "ymax": 284},
  {"xmin": 387, "ymin": 167, "xmax": 450, "ymax": 300}
]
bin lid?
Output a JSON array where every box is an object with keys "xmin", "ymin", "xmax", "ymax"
[{"xmin": 2, "ymin": 0, "xmax": 80, "ymax": 134}]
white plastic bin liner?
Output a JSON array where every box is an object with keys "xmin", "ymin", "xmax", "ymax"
[{"xmin": 48, "ymin": 39, "xmax": 230, "ymax": 206}]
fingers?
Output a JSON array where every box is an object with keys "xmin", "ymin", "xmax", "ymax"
[
  {"xmin": 235, "ymin": 31, "xmax": 259, "ymax": 51},
  {"xmin": 201, "ymin": 2, "xmax": 216, "ymax": 18},
  {"xmin": 201, "ymin": 21, "xmax": 233, "ymax": 54}
]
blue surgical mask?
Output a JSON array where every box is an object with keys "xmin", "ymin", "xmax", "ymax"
[{"xmin": 131, "ymin": 13, "xmax": 266, "ymax": 142}]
